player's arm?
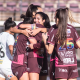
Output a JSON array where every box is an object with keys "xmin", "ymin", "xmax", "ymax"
[
  {"xmin": 20, "ymin": 24, "xmax": 47, "ymax": 36},
  {"xmin": 42, "ymin": 33, "xmax": 54, "ymax": 54},
  {"xmin": 10, "ymin": 26, "xmax": 29, "ymax": 37},
  {"xmin": 7, "ymin": 35, "xmax": 15, "ymax": 56},
  {"xmin": 30, "ymin": 28, "xmax": 47, "ymax": 36},
  {"xmin": 9, "ymin": 45, "xmax": 13, "ymax": 55},
  {"xmin": 28, "ymin": 37, "xmax": 37, "ymax": 45},
  {"xmin": 19, "ymin": 24, "xmax": 35, "ymax": 29},
  {"xmin": 76, "ymin": 40, "xmax": 80, "ymax": 48},
  {"xmin": 10, "ymin": 26, "xmax": 24, "ymax": 33}
]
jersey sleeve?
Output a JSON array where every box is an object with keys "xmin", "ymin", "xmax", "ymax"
[
  {"xmin": 17, "ymin": 22, "xmax": 23, "ymax": 29},
  {"xmin": 47, "ymin": 27, "xmax": 54, "ymax": 36},
  {"xmin": 47, "ymin": 30, "xmax": 56, "ymax": 45},
  {"xmin": 36, "ymin": 24, "xmax": 45, "ymax": 28},
  {"xmin": 48, "ymin": 24, "xmax": 56, "ymax": 36},
  {"xmin": 7, "ymin": 35, "xmax": 15, "ymax": 46},
  {"xmin": 73, "ymin": 28, "xmax": 80, "ymax": 42}
]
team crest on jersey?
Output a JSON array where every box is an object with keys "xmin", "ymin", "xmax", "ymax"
[{"xmin": 67, "ymin": 29, "xmax": 71, "ymax": 33}]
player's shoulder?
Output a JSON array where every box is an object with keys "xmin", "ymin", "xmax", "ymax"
[
  {"xmin": 36, "ymin": 23, "xmax": 45, "ymax": 28},
  {"xmin": 67, "ymin": 24, "xmax": 75, "ymax": 30}
]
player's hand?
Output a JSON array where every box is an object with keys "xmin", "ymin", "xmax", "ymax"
[
  {"xmin": 29, "ymin": 28, "xmax": 41, "ymax": 36},
  {"xmin": 28, "ymin": 44, "xmax": 34, "ymax": 49},
  {"xmin": 42, "ymin": 33, "xmax": 47, "ymax": 40},
  {"xmin": 22, "ymin": 29, "xmax": 30, "ymax": 37}
]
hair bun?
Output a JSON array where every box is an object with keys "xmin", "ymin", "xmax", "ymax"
[
  {"xmin": 20, "ymin": 14, "xmax": 26, "ymax": 18},
  {"xmin": 7, "ymin": 17, "xmax": 12, "ymax": 23}
]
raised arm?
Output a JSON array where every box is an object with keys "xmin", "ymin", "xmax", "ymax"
[
  {"xmin": 19, "ymin": 24, "xmax": 32, "ymax": 29},
  {"xmin": 10, "ymin": 26, "xmax": 24, "ymax": 33},
  {"xmin": 10, "ymin": 26, "xmax": 29, "ymax": 37},
  {"xmin": 42, "ymin": 33, "xmax": 54, "ymax": 54},
  {"xmin": 20, "ymin": 23, "xmax": 47, "ymax": 36},
  {"xmin": 30, "ymin": 28, "xmax": 47, "ymax": 36}
]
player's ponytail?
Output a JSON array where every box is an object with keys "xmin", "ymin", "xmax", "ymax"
[{"xmin": 68, "ymin": 9, "xmax": 80, "ymax": 24}]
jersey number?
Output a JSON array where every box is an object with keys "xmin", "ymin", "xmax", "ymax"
[
  {"xmin": 0, "ymin": 42, "xmax": 5, "ymax": 58},
  {"xmin": 59, "ymin": 38, "xmax": 74, "ymax": 50}
]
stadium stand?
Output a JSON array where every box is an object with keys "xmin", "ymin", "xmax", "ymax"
[{"xmin": 0, "ymin": 0, "xmax": 80, "ymax": 22}]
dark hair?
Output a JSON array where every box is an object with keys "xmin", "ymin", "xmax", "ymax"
[
  {"xmin": 20, "ymin": 14, "xmax": 34, "ymax": 24},
  {"xmin": 36, "ymin": 12, "xmax": 51, "ymax": 28},
  {"xmin": 55, "ymin": 8, "xmax": 68, "ymax": 45},
  {"xmin": 4, "ymin": 17, "xmax": 16, "ymax": 30},
  {"xmin": 26, "ymin": 4, "xmax": 41, "ymax": 17}
]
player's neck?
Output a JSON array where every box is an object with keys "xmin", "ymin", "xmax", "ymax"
[{"xmin": 5, "ymin": 30, "xmax": 11, "ymax": 34}]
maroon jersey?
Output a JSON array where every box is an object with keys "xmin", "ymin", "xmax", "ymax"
[
  {"xmin": 28, "ymin": 24, "xmax": 45, "ymax": 58},
  {"xmin": 48, "ymin": 24, "xmax": 80, "ymax": 67},
  {"xmin": 12, "ymin": 34, "xmax": 32, "ymax": 68}
]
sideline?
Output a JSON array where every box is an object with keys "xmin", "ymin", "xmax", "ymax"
[{"xmin": 0, "ymin": 21, "xmax": 80, "ymax": 27}]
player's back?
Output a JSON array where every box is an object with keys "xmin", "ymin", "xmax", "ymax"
[{"xmin": 0, "ymin": 32, "xmax": 14, "ymax": 68}]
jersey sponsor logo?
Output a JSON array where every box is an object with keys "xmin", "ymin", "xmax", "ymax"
[
  {"xmin": 63, "ymin": 58, "xmax": 74, "ymax": 64},
  {"xmin": 59, "ymin": 68, "xmax": 68, "ymax": 72},
  {"xmin": 58, "ymin": 51, "xmax": 74, "ymax": 64},
  {"xmin": 58, "ymin": 51, "xmax": 73, "ymax": 58},
  {"xmin": 73, "ymin": 69, "xmax": 78, "ymax": 72}
]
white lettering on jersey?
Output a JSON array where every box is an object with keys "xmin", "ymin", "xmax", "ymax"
[
  {"xmin": 51, "ymin": 28, "xmax": 54, "ymax": 33},
  {"xmin": 75, "ymin": 32, "xmax": 78, "ymax": 38},
  {"xmin": 59, "ymin": 68, "xmax": 68, "ymax": 72},
  {"xmin": 63, "ymin": 58, "xmax": 74, "ymax": 64},
  {"xmin": 58, "ymin": 51, "xmax": 74, "ymax": 64},
  {"xmin": 73, "ymin": 69, "xmax": 78, "ymax": 72},
  {"xmin": 51, "ymin": 35, "xmax": 54, "ymax": 42}
]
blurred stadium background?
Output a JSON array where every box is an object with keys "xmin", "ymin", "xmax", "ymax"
[{"xmin": 0, "ymin": 0, "xmax": 80, "ymax": 79}]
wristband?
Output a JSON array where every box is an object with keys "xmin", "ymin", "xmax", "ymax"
[{"xmin": 31, "ymin": 24, "xmax": 36, "ymax": 30}]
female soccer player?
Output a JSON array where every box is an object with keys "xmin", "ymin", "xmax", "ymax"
[
  {"xmin": 0, "ymin": 18, "xmax": 18, "ymax": 80},
  {"xmin": 42, "ymin": 8, "xmax": 80, "ymax": 80},
  {"xmin": 15, "ymin": 12, "xmax": 50, "ymax": 80}
]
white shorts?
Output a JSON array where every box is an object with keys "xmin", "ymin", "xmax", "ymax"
[{"xmin": 0, "ymin": 68, "xmax": 14, "ymax": 79}]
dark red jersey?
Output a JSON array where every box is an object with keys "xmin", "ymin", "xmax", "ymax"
[{"xmin": 48, "ymin": 24, "xmax": 80, "ymax": 67}]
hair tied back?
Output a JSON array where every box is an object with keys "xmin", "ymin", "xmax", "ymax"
[{"xmin": 7, "ymin": 17, "xmax": 12, "ymax": 23}]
